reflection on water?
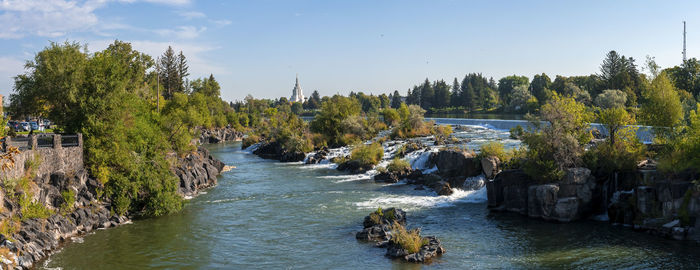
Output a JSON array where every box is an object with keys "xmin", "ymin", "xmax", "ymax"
[{"xmin": 42, "ymin": 140, "xmax": 698, "ymax": 269}]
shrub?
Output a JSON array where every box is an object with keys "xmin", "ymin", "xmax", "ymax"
[
  {"xmin": 241, "ymin": 134, "xmax": 261, "ymax": 149},
  {"xmin": 584, "ymin": 126, "xmax": 645, "ymax": 176},
  {"xmin": 61, "ymin": 190, "xmax": 76, "ymax": 213},
  {"xmin": 19, "ymin": 196, "xmax": 53, "ymax": 220},
  {"xmin": 389, "ymin": 221, "xmax": 427, "ymax": 254},
  {"xmin": 369, "ymin": 207, "xmax": 383, "ymax": 225},
  {"xmin": 350, "ymin": 142, "xmax": 384, "ymax": 167},
  {"xmin": 0, "ymin": 216, "xmax": 19, "ymax": 239},
  {"xmin": 382, "ymin": 108, "xmax": 400, "ymax": 126},
  {"xmin": 387, "ymin": 158, "xmax": 411, "ymax": 173},
  {"xmin": 478, "ymin": 141, "xmax": 513, "ymax": 162},
  {"xmin": 521, "ymin": 94, "xmax": 594, "ymax": 183},
  {"xmin": 657, "ymin": 104, "xmax": 700, "ymax": 174}
]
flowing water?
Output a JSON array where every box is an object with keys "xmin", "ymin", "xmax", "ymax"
[{"xmin": 41, "ymin": 123, "xmax": 700, "ymax": 269}]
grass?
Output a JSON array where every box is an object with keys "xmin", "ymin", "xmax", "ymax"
[
  {"xmin": 0, "ymin": 216, "xmax": 20, "ymax": 238},
  {"xmin": 350, "ymin": 142, "xmax": 384, "ymax": 167},
  {"xmin": 61, "ymin": 190, "xmax": 76, "ymax": 213},
  {"xmin": 15, "ymin": 129, "xmax": 55, "ymax": 135},
  {"xmin": 390, "ymin": 221, "xmax": 428, "ymax": 254},
  {"xmin": 387, "ymin": 158, "xmax": 411, "ymax": 173}
]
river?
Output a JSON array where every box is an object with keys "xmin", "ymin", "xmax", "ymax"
[{"xmin": 41, "ymin": 124, "xmax": 699, "ymax": 269}]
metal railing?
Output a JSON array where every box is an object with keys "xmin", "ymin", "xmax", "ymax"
[
  {"xmin": 37, "ymin": 135, "xmax": 54, "ymax": 148},
  {"xmin": 60, "ymin": 135, "xmax": 79, "ymax": 147}
]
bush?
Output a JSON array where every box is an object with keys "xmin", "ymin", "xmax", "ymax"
[
  {"xmin": 382, "ymin": 108, "xmax": 400, "ymax": 126},
  {"xmin": 389, "ymin": 221, "xmax": 427, "ymax": 254},
  {"xmin": 20, "ymin": 196, "xmax": 53, "ymax": 220},
  {"xmin": 61, "ymin": 190, "xmax": 76, "ymax": 213},
  {"xmin": 387, "ymin": 158, "xmax": 411, "ymax": 173},
  {"xmin": 657, "ymin": 104, "xmax": 700, "ymax": 174},
  {"xmin": 521, "ymin": 94, "xmax": 593, "ymax": 183},
  {"xmin": 584, "ymin": 127, "xmax": 645, "ymax": 176},
  {"xmin": 350, "ymin": 142, "xmax": 384, "ymax": 167},
  {"xmin": 478, "ymin": 141, "xmax": 513, "ymax": 162}
]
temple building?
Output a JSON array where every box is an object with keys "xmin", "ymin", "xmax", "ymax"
[{"xmin": 290, "ymin": 75, "xmax": 305, "ymax": 102}]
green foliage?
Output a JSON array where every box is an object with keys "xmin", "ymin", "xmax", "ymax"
[
  {"xmin": 521, "ymin": 94, "xmax": 594, "ymax": 183},
  {"xmin": 584, "ymin": 126, "xmax": 645, "ymax": 175},
  {"xmin": 658, "ymin": 104, "xmax": 700, "ymax": 174},
  {"xmin": 19, "ymin": 196, "xmax": 53, "ymax": 220},
  {"xmin": 310, "ymin": 95, "xmax": 362, "ymax": 147},
  {"xmin": 595, "ymin": 89, "xmax": 627, "ymax": 109},
  {"xmin": 391, "ymin": 103, "xmax": 433, "ymax": 139},
  {"xmin": 60, "ymin": 190, "xmax": 76, "ymax": 213},
  {"xmin": 349, "ymin": 142, "xmax": 384, "ymax": 167},
  {"xmin": 387, "ymin": 158, "xmax": 411, "ymax": 173},
  {"xmin": 641, "ymin": 73, "xmax": 683, "ymax": 129},
  {"xmin": 389, "ymin": 221, "xmax": 426, "ymax": 254},
  {"xmin": 478, "ymin": 141, "xmax": 513, "ymax": 162},
  {"xmin": 382, "ymin": 108, "xmax": 400, "ymax": 126},
  {"xmin": 598, "ymin": 107, "xmax": 634, "ymax": 146},
  {"xmin": 0, "ymin": 216, "xmax": 20, "ymax": 238}
]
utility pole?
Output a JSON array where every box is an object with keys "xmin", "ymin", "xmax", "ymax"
[
  {"xmin": 156, "ymin": 56, "xmax": 160, "ymax": 113},
  {"xmin": 683, "ymin": 21, "xmax": 687, "ymax": 62}
]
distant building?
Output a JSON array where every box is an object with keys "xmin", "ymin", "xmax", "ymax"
[{"xmin": 290, "ymin": 75, "xmax": 305, "ymax": 103}]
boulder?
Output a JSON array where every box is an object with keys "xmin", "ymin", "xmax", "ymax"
[
  {"xmin": 433, "ymin": 149, "xmax": 481, "ymax": 178},
  {"xmin": 553, "ymin": 197, "xmax": 580, "ymax": 222},
  {"xmin": 481, "ymin": 156, "xmax": 500, "ymax": 179},
  {"xmin": 527, "ymin": 185, "xmax": 559, "ymax": 219},
  {"xmin": 434, "ymin": 181, "xmax": 453, "ymax": 196}
]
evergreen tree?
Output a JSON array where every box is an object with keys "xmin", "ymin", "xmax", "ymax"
[
  {"xmin": 177, "ymin": 51, "xmax": 189, "ymax": 93},
  {"xmin": 433, "ymin": 80, "xmax": 451, "ymax": 109},
  {"xmin": 451, "ymin": 78, "xmax": 461, "ymax": 107},
  {"xmin": 419, "ymin": 78, "xmax": 434, "ymax": 110},
  {"xmin": 158, "ymin": 46, "xmax": 179, "ymax": 99},
  {"xmin": 391, "ymin": 90, "xmax": 402, "ymax": 108}
]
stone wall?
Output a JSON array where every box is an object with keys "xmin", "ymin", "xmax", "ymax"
[{"xmin": 1, "ymin": 134, "xmax": 83, "ymax": 180}]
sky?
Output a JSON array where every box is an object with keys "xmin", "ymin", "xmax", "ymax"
[{"xmin": 1, "ymin": 0, "xmax": 699, "ymax": 102}]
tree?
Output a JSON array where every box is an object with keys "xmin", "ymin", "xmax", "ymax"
[
  {"xmin": 529, "ymin": 73, "xmax": 552, "ymax": 105},
  {"xmin": 506, "ymin": 85, "xmax": 535, "ymax": 112},
  {"xmin": 666, "ymin": 58, "xmax": 700, "ymax": 97},
  {"xmin": 497, "ymin": 75, "xmax": 529, "ymax": 107},
  {"xmin": 177, "ymin": 51, "xmax": 189, "ymax": 93},
  {"xmin": 158, "ymin": 46, "xmax": 179, "ymax": 99},
  {"xmin": 309, "ymin": 95, "xmax": 362, "ymax": 147},
  {"xmin": 305, "ymin": 90, "xmax": 322, "ymax": 110},
  {"xmin": 598, "ymin": 107, "xmax": 633, "ymax": 146},
  {"xmin": 595, "ymin": 89, "xmax": 627, "ymax": 109},
  {"xmin": 291, "ymin": 102, "xmax": 303, "ymax": 115},
  {"xmin": 521, "ymin": 94, "xmax": 594, "ymax": 182},
  {"xmin": 450, "ymin": 78, "xmax": 461, "ymax": 107},
  {"xmin": 641, "ymin": 73, "xmax": 684, "ymax": 131},
  {"xmin": 419, "ymin": 78, "xmax": 434, "ymax": 110},
  {"xmin": 190, "ymin": 74, "xmax": 221, "ymax": 98},
  {"xmin": 460, "ymin": 75, "xmax": 475, "ymax": 109},
  {"xmin": 432, "ymin": 80, "xmax": 450, "ymax": 109},
  {"xmin": 560, "ymin": 82, "xmax": 592, "ymax": 105},
  {"xmin": 390, "ymin": 90, "xmax": 402, "ymax": 109}
]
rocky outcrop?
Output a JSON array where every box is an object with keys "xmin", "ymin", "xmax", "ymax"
[
  {"xmin": 172, "ymin": 147, "xmax": 225, "ymax": 197},
  {"xmin": 486, "ymin": 168, "xmax": 598, "ymax": 222},
  {"xmin": 304, "ymin": 148, "xmax": 328, "ymax": 164},
  {"xmin": 199, "ymin": 127, "xmax": 243, "ymax": 144},
  {"xmin": 336, "ymin": 160, "xmax": 373, "ymax": 174},
  {"xmin": 356, "ymin": 208, "xmax": 444, "ymax": 263},
  {"xmin": 252, "ymin": 141, "xmax": 306, "ymax": 162},
  {"xmin": 0, "ymin": 169, "xmax": 129, "ymax": 269},
  {"xmin": 356, "ymin": 208, "xmax": 406, "ymax": 241},
  {"xmin": 1, "ymin": 147, "xmax": 228, "ymax": 269},
  {"xmin": 481, "ymin": 156, "xmax": 500, "ymax": 179},
  {"xmin": 432, "ymin": 149, "xmax": 481, "ymax": 178}
]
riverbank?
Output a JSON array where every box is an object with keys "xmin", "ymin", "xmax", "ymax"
[{"xmin": 0, "ymin": 147, "xmax": 225, "ymax": 269}]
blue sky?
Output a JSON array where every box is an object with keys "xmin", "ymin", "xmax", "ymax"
[{"xmin": 1, "ymin": 0, "xmax": 699, "ymax": 102}]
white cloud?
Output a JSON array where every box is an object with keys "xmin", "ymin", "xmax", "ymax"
[
  {"xmin": 0, "ymin": 0, "xmax": 193, "ymax": 39},
  {"xmin": 209, "ymin": 19, "xmax": 231, "ymax": 27},
  {"xmin": 178, "ymin": 10, "xmax": 205, "ymax": 20},
  {"xmin": 154, "ymin": 25, "xmax": 206, "ymax": 39}
]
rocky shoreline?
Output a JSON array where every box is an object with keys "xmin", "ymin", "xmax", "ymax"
[
  {"xmin": 356, "ymin": 208, "xmax": 445, "ymax": 263},
  {"xmin": 199, "ymin": 127, "xmax": 244, "ymax": 144},
  {"xmin": 0, "ymin": 147, "xmax": 225, "ymax": 269}
]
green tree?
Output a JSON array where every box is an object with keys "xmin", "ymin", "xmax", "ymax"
[
  {"xmin": 529, "ymin": 73, "xmax": 552, "ymax": 105},
  {"xmin": 310, "ymin": 95, "xmax": 362, "ymax": 146},
  {"xmin": 595, "ymin": 89, "xmax": 627, "ymax": 109},
  {"xmin": 419, "ymin": 78, "xmax": 434, "ymax": 110},
  {"xmin": 390, "ymin": 90, "xmax": 402, "ymax": 109},
  {"xmin": 432, "ymin": 80, "xmax": 451, "ymax": 109},
  {"xmin": 598, "ymin": 107, "xmax": 633, "ymax": 146},
  {"xmin": 497, "ymin": 75, "xmax": 529, "ymax": 107},
  {"xmin": 641, "ymin": 73, "xmax": 683, "ymax": 128}
]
